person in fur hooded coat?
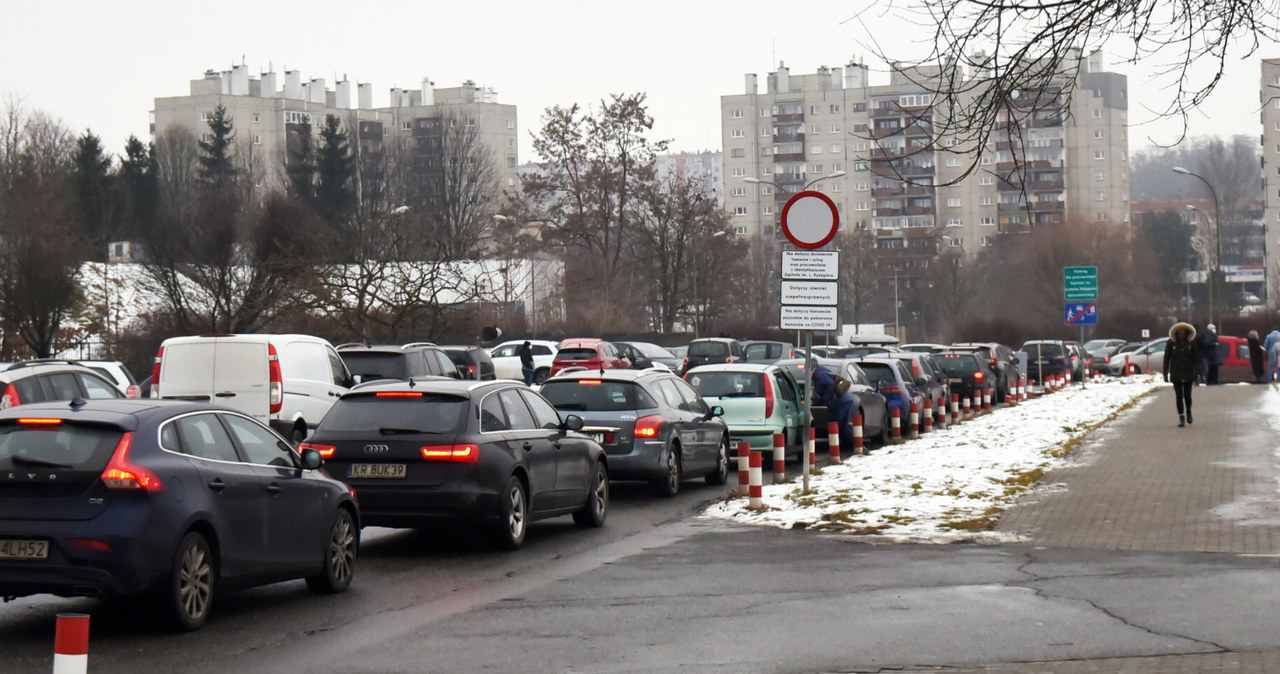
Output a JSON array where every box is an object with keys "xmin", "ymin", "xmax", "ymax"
[{"xmin": 1163, "ymin": 321, "xmax": 1200, "ymax": 427}]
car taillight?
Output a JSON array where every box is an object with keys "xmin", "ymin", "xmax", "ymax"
[
  {"xmin": 724, "ymin": 356, "xmax": 733, "ymax": 363},
  {"xmin": 420, "ymin": 444, "xmax": 480, "ymax": 463},
  {"xmin": 881, "ymin": 384, "xmax": 902, "ymax": 395},
  {"xmin": 268, "ymin": 344, "xmax": 283, "ymax": 414},
  {"xmin": 634, "ymin": 414, "xmax": 663, "ymax": 438},
  {"xmin": 151, "ymin": 346, "xmax": 163, "ymax": 398},
  {"xmin": 100, "ymin": 433, "xmax": 162, "ymax": 491},
  {"xmin": 579, "ymin": 379, "xmax": 602, "ymax": 385},
  {"xmin": 17, "ymin": 417, "xmax": 61, "ymax": 425},
  {"xmin": 763, "ymin": 374, "xmax": 774, "ymax": 418},
  {"xmin": 974, "ymin": 371, "xmax": 985, "ymax": 382},
  {"xmin": 298, "ymin": 441, "xmax": 337, "ymax": 458},
  {"xmin": 681, "ymin": 358, "xmax": 689, "ymax": 371},
  {"xmin": 376, "ymin": 391, "xmax": 423, "ymax": 398}
]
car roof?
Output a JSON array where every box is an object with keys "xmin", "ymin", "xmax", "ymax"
[
  {"xmin": 690, "ymin": 337, "xmax": 739, "ymax": 344},
  {"xmin": 558, "ymin": 338, "xmax": 605, "ymax": 347},
  {"xmin": 685, "ymin": 362, "xmax": 774, "ymax": 373},
  {"xmin": 0, "ymin": 398, "xmax": 227, "ymax": 427},
  {"xmin": 542, "ymin": 368, "xmax": 670, "ymax": 383},
  {"xmin": 337, "ymin": 344, "xmax": 432, "ymax": 353},
  {"xmin": 340, "ymin": 378, "xmax": 508, "ymax": 397}
]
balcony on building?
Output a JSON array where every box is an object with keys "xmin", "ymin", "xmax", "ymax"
[
  {"xmin": 773, "ymin": 152, "xmax": 806, "ymax": 163},
  {"xmin": 773, "ymin": 112, "xmax": 804, "ymax": 124}
]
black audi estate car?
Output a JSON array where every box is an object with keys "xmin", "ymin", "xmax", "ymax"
[
  {"xmin": 300, "ymin": 379, "xmax": 608, "ymax": 550},
  {"xmin": 0, "ymin": 398, "xmax": 359, "ymax": 631}
]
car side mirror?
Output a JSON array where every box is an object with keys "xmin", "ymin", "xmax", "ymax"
[
  {"xmin": 1012, "ymin": 357, "xmax": 1020, "ymax": 365},
  {"xmin": 300, "ymin": 448, "xmax": 323, "ymax": 470},
  {"xmin": 562, "ymin": 414, "xmax": 584, "ymax": 432},
  {"xmin": 710, "ymin": 405, "xmax": 724, "ymax": 417}
]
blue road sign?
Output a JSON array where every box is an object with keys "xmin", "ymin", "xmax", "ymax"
[{"xmin": 1064, "ymin": 302, "xmax": 1098, "ymax": 326}]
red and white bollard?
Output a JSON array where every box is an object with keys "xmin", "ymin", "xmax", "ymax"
[
  {"xmin": 950, "ymin": 393, "xmax": 960, "ymax": 421},
  {"xmin": 936, "ymin": 397, "xmax": 948, "ymax": 429},
  {"xmin": 808, "ymin": 427, "xmax": 817, "ymax": 469},
  {"xmin": 54, "ymin": 613, "xmax": 89, "ymax": 674},
  {"xmin": 908, "ymin": 402, "xmax": 919, "ymax": 439},
  {"xmin": 982, "ymin": 389, "xmax": 991, "ymax": 411},
  {"xmin": 827, "ymin": 421, "xmax": 841, "ymax": 464},
  {"xmin": 962, "ymin": 396, "xmax": 971, "ymax": 418},
  {"xmin": 748, "ymin": 450, "xmax": 764, "ymax": 509},
  {"xmin": 772, "ymin": 432, "xmax": 786, "ymax": 483},
  {"xmin": 890, "ymin": 406, "xmax": 902, "ymax": 441},
  {"xmin": 922, "ymin": 398, "xmax": 933, "ymax": 434},
  {"xmin": 737, "ymin": 441, "xmax": 751, "ymax": 497},
  {"xmin": 853, "ymin": 413, "xmax": 865, "ymax": 455}
]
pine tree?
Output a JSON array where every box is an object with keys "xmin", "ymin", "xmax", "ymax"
[
  {"xmin": 315, "ymin": 115, "xmax": 356, "ymax": 223},
  {"xmin": 197, "ymin": 105, "xmax": 237, "ymax": 187},
  {"xmin": 72, "ymin": 130, "xmax": 113, "ymax": 260}
]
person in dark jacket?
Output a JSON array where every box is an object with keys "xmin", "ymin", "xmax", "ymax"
[
  {"xmin": 1163, "ymin": 321, "xmax": 1200, "ymax": 427},
  {"xmin": 1201, "ymin": 323, "xmax": 1222, "ymax": 385},
  {"xmin": 1248, "ymin": 330, "xmax": 1267, "ymax": 384},
  {"xmin": 812, "ymin": 363, "xmax": 858, "ymax": 455},
  {"xmin": 518, "ymin": 341, "xmax": 535, "ymax": 385}
]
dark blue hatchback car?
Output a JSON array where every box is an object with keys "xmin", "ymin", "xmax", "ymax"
[{"xmin": 0, "ymin": 398, "xmax": 359, "ymax": 631}]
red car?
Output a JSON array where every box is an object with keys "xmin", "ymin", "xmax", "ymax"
[{"xmin": 550, "ymin": 338, "xmax": 631, "ymax": 376}]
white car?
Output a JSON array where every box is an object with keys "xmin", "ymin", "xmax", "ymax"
[
  {"xmin": 76, "ymin": 359, "xmax": 141, "ymax": 397},
  {"xmin": 488, "ymin": 339, "xmax": 559, "ymax": 383}
]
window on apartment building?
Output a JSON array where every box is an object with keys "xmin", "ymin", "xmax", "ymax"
[
  {"xmin": 981, "ymin": 216, "xmax": 995, "ymax": 226},
  {"xmin": 253, "ymin": 134, "xmax": 261, "ymax": 145},
  {"xmin": 735, "ymin": 225, "xmax": 749, "ymax": 235},
  {"xmin": 853, "ymin": 141, "xmax": 868, "ymax": 151},
  {"xmin": 506, "ymin": 119, "xmax": 515, "ymax": 129},
  {"xmin": 761, "ymin": 147, "xmax": 771, "ymax": 157},
  {"xmin": 980, "ymin": 196, "xmax": 994, "ymax": 206},
  {"xmin": 730, "ymin": 109, "xmax": 743, "ymax": 118},
  {"xmin": 730, "ymin": 148, "xmax": 745, "ymax": 158},
  {"xmin": 200, "ymin": 111, "xmax": 212, "ymax": 122},
  {"xmin": 507, "ymin": 177, "xmax": 516, "ymax": 187},
  {"xmin": 733, "ymin": 206, "xmax": 748, "ymax": 215},
  {"xmin": 1094, "ymin": 149, "xmax": 1105, "ymax": 159},
  {"xmin": 1092, "ymin": 108, "xmax": 1103, "ymax": 118},
  {"xmin": 731, "ymin": 129, "xmax": 745, "ymax": 138},
  {"xmin": 979, "ymin": 175, "xmax": 994, "ymax": 185},
  {"xmin": 1093, "ymin": 129, "xmax": 1105, "ymax": 139},
  {"xmin": 1096, "ymin": 191, "xmax": 1106, "ymax": 201},
  {"xmin": 947, "ymin": 218, "xmax": 963, "ymax": 227},
  {"xmin": 401, "ymin": 121, "xmax": 411, "ymax": 131},
  {"xmin": 947, "ymin": 197, "xmax": 962, "ymax": 207},
  {"xmin": 830, "ymin": 124, "xmax": 841, "ymax": 133},
  {"xmin": 761, "ymin": 107, "xmax": 770, "ymax": 117},
  {"xmin": 1095, "ymin": 171, "xmax": 1105, "ymax": 181},
  {"xmin": 1096, "ymin": 211, "xmax": 1107, "ymax": 221},
  {"xmin": 856, "ymin": 202, "xmax": 870, "ymax": 211},
  {"xmin": 763, "ymin": 206, "xmax": 774, "ymax": 215},
  {"xmin": 980, "ymin": 156, "xmax": 993, "ymax": 165},
  {"xmin": 812, "ymin": 164, "xmax": 824, "ymax": 174},
  {"xmin": 731, "ymin": 187, "xmax": 747, "ymax": 196},
  {"xmin": 853, "ymin": 161, "xmax": 867, "ymax": 171},
  {"xmin": 830, "ymin": 144, "xmax": 842, "ymax": 153},
  {"xmin": 810, "ymin": 124, "xmax": 821, "ymax": 134},
  {"xmin": 810, "ymin": 105, "xmax": 819, "ymax": 115},
  {"xmin": 982, "ymin": 236, "xmax": 994, "ymax": 247},
  {"xmin": 507, "ymin": 139, "xmax": 515, "ymax": 148},
  {"xmin": 761, "ymin": 128, "xmax": 771, "ymax": 137},
  {"xmin": 856, "ymin": 182, "xmax": 869, "ymax": 191},
  {"xmin": 946, "ymin": 157, "xmax": 961, "ymax": 167},
  {"xmin": 945, "ymin": 137, "xmax": 957, "ymax": 147},
  {"xmin": 853, "ymin": 124, "xmax": 868, "ymax": 133},
  {"xmin": 252, "ymin": 113, "xmax": 260, "ymax": 123},
  {"xmin": 762, "ymin": 186, "xmax": 773, "ymax": 195},
  {"xmin": 201, "ymin": 133, "xmax": 214, "ymax": 142},
  {"xmin": 832, "ymin": 183, "xmax": 843, "ymax": 192},
  {"xmin": 810, "ymin": 145, "xmax": 823, "ymax": 154},
  {"xmin": 507, "ymin": 157, "xmax": 516, "ymax": 168},
  {"xmin": 761, "ymin": 167, "xmax": 772, "ymax": 175},
  {"xmin": 832, "ymin": 162, "xmax": 842, "ymax": 171},
  {"xmin": 253, "ymin": 156, "xmax": 262, "ymax": 165},
  {"xmin": 830, "ymin": 104, "xmax": 841, "ymax": 113},
  {"xmin": 730, "ymin": 168, "xmax": 745, "ymax": 177}
]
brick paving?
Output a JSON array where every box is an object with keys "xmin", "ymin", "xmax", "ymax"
[{"xmin": 899, "ymin": 383, "xmax": 1280, "ymax": 673}]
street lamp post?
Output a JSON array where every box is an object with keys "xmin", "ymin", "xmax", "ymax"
[{"xmin": 1172, "ymin": 167, "xmax": 1221, "ymax": 324}]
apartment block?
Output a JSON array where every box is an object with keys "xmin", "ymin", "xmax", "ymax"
[
  {"xmin": 720, "ymin": 53, "xmax": 1130, "ymax": 253},
  {"xmin": 152, "ymin": 64, "xmax": 519, "ymax": 196},
  {"xmin": 1260, "ymin": 58, "xmax": 1280, "ymax": 306},
  {"xmin": 654, "ymin": 150, "xmax": 724, "ymax": 207}
]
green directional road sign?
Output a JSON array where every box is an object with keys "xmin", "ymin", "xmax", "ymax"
[{"xmin": 1063, "ymin": 266, "xmax": 1098, "ymax": 301}]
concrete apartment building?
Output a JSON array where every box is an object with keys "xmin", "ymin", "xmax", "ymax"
[
  {"xmin": 654, "ymin": 150, "xmax": 724, "ymax": 207},
  {"xmin": 720, "ymin": 52, "xmax": 1130, "ymax": 256},
  {"xmin": 152, "ymin": 64, "xmax": 520, "ymax": 196},
  {"xmin": 1260, "ymin": 58, "xmax": 1280, "ymax": 305}
]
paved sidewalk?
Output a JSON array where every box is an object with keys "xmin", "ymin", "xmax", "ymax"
[{"xmin": 912, "ymin": 382, "xmax": 1280, "ymax": 673}]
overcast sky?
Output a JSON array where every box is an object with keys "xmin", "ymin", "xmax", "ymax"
[{"xmin": 3, "ymin": 1, "xmax": 1274, "ymax": 163}]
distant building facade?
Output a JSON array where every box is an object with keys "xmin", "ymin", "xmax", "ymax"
[
  {"xmin": 1260, "ymin": 58, "xmax": 1280, "ymax": 306},
  {"xmin": 654, "ymin": 150, "xmax": 724, "ymax": 207},
  {"xmin": 151, "ymin": 65, "xmax": 519, "ymax": 196}
]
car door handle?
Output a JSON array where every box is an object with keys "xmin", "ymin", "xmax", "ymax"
[
  {"xmin": 214, "ymin": 391, "xmax": 236, "ymax": 398},
  {"xmin": 266, "ymin": 484, "xmax": 281, "ymax": 494},
  {"xmin": 522, "ymin": 442, "xmax": 533, "ymax": 451},
  {"xmin": 207, "ymin": 479, "xmax": 227, "ymax": 492}
]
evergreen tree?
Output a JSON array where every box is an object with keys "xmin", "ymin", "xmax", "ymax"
[
  {"xmin": 286, "ymin": 122, "xmax": 316, "ymax": 204},
  {"xmin": 315, "ymin": 115, "xmax": 356, "ymax": 223},
  {"xmin": 197, "ymin": 105, "xmax": 237, "ymax": 187},
  {"xmin": 72, "ymin": 130, "xmax": 113, "ymax": 260},
  {"xmin": 118, "ymin": 135, "xmax": 158, "ymax": 240}
]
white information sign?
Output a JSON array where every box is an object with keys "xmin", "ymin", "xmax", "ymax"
[
  {"xmin": 781, "ymin": 250, "xmax": 839, "ymax": 280},
  {"xmin": 781, "ymin": 281, "xmax": 838, "ymax": 306},
  {"xmin": 780, "ymin": 306, "xmax": 839, "ymax": 331}
]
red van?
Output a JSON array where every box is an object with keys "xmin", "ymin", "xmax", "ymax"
[{"xmin": 1215, "ymin": 335, "xmax": 1254, "ymax": 383}]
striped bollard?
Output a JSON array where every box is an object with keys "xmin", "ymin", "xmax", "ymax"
[
  {"xmin": 808, "ymin": 427, "xmax": 817, "ymax": 469},
  {"xmin": 890, "ymin": 406, "xmax": 902, "ymax": 441},
  {"xmin": 853, "ymin": 413, "xmax": 864, "ymax": 455},
  {"xmin": 748, "ymin": 450, "xmax": 764, "ymax": 509},
  {"xmin": 962, "ymin": 396, "xmax": 971, "ymax": 418},
  {"xmin": 772, "ymin": 432, "xmax": 786, "ymax": 483},
  {"xmin": 827, "ymin": 421, "xmax": 841, "ymax": 463},
  {"xmin": 982, "ymin": 389, "xmax": 991, "ymax": 411},
  {"xmin": 54, "ymin": 613, "xmax": 89, "ymax": 674},
  {"xmin": 736, "ymin": 441, "xmax": 751, "ymax": 497},
  {"xmin": 908, "ymin": 402, "xmax": 919, "ymax": 439},
  {"xmin": 922, "ymin": 398, "xmax": 933, "ymax": 434},
  {"xmin": 950, "ymin": 393, "xmax": 960, "ymax": 421},
  {"xmin": 936, "ymin": 397, "xmax": 948, "ymax": 429}
]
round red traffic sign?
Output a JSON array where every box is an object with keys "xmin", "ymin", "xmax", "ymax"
[{"xmin": 780, "ymin": 190, "xmax": 840, "ymax": 249}]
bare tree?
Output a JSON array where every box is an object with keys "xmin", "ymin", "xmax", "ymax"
[{"xmin": 414, "ymin": 112, "xmax": 501, "ymax": 261}]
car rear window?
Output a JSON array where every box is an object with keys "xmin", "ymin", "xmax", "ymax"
[
  {"xmin": 556, "ymin": 348, "xmax": 600, "ymax": 361},
  {"xmin": 685, "ymin": 371, "xmax": 765, "ymax": 398},
  {"xmin": 0, "ymin": 422, "xmax": 123, "ymax": 476},
  {"xmin": 340, "ymin": 352, "xmax": 408, "ymax": 381},
  {"xmin": 937, "ymin": 354, "xmax": 981, "ymax": 375},
  {"xmin": 688, "ymin": 342, "xmax": 729, "ymax": 357},
  {"xmin": 1023, "ymin": 343, "xmax": 1063, "ymax": 358},
  {"xmin": 319, "ymin": 394, "xmax": 468, "ymax": 434},
  {"xmin": 539, "ymin": 380, "xmax": 657, "ymax": 411},
  {"xmin": 857, "ymin": 362, "xmax": 897, "ymax": 388}
]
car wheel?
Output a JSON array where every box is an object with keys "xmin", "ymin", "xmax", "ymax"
[
  {"xmin": 876, "ymin": 410, "xmax": 890, "ymax": 445},
  {"xmin": 706, "ymin": 435, "xmax": 730, "ymax": 485},
  {"xmin": 493, "ymin": 476, "xmax": 528, "ymax": 550},
  {"xmin": 533, "ymin": 368, "xmax": 550, "ymax": 385},
  {"xmin": 163, "ymin": 532, "xmax": 215, "ymax": 632},
  {"xmin": 306, "ymin": 508, "xmax": 357, "ymax": 594},
  {"xmin": 652, "ymin": 444, "xmax": 682, "ymax": 498},
  {"xmin": 573, "ymin": 461, "xmax": 609, "ymax": 528},
  {"xmin": 289, "ymin": 424, "xmax": 306, "ymax": 446}
]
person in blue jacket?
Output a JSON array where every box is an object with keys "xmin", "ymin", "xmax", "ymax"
[{"xmin": 812, "ymin": 363, "xmax": 858, "ymax": 455}]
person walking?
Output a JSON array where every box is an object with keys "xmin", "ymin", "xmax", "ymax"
[
  {"xmin": 1265, "ymin": 329, "xmax": 1280, "ymax": 382},
  {"xmin": 518, "ymin": 341, "xmax": 535, "ymax": 385},
  {"xmin": 811, "ymin": 363, "xmax": 858, "ymax": 455},
  {"xmin": 1248, "ymin": 330, "xmax": 1267, "ymax": 384},
  {"xmin": 1201, "ymin": 323, "xmax": 1221, "ymax": 385},
  {"xmin": 1163, "ymin": 321, "xmax": 1200, "ymax": 427}
]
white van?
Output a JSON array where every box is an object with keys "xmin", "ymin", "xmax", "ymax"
[{"xmin": 152, "ymin": 334, "xmax": 353, "ymax": 442}]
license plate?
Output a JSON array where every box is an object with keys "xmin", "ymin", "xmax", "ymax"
[
  {"xmin": 0, "ymin": 539, "xmax": 48, "ymax": 560},
  {"xmin": 348, "ymin": 463, "xmax": 406, "ymax": 479}
]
